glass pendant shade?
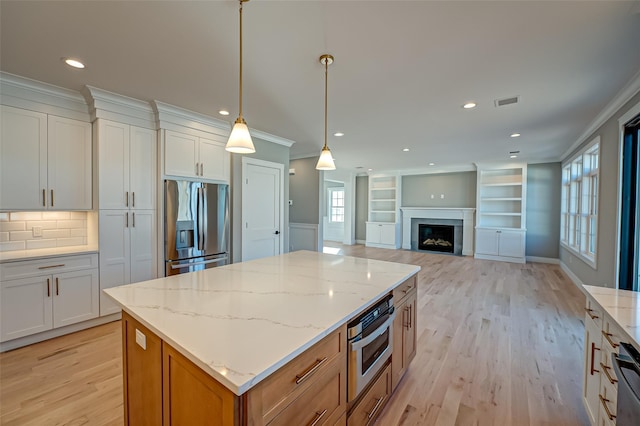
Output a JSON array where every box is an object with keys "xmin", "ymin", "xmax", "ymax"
[
  {"xmin": 226, "ymin": 118, "xmax": 255, "ymax": 153},
  {"xmin": 315, "ymin": 146, "xmax": 336, "ymax": 170}
]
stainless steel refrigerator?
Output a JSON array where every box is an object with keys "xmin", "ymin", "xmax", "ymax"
[{"xmin": 164, "ymin": 180, "xmax": 229, "ymax": 276}]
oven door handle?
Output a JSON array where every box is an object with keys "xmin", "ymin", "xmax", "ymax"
[{"xmin": 349, "ymin": 312, "xmax": 395, "ymax": 351}]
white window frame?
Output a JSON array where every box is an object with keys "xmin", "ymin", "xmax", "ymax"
[
  {"xmin": 328, "ymin": 187, "xmax": 345, "ymax": 223},
  {"xmin": 561, "ymin": 136, "xmax": 600, "ymax": 268}
]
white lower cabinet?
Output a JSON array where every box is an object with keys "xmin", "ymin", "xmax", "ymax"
[
  {"xmin": 0, "ymin": 254, "xmax": 99, "ymax": 342},
  {"xmin": 474, "ymin": 228, "xmax": 525, "ymax": 263},
  {"xmin": 365, "ymin": 222, "xmax": 399, "ymax": 249},
  {"xmin": 99, "ymin": 209, "xmax": 156, "ymax": 315}
]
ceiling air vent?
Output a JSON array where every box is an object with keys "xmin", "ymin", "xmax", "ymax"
[{"xmin": 494, "ymin": 96, "xmax": 520, "ymax": 107}]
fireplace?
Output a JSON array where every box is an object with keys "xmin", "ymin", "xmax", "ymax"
[
  {"xmin": 418, "ymin": 224, "xmax": 454, "ymax": 253},
  {"xmin": 401, "ymin": 207, "xmax": 475, "ymax": 255}
]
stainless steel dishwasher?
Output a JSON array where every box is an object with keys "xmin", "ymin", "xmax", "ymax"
[{"xmin": 612, "ymin": 342, "xmax": 640, "ymax": 426}]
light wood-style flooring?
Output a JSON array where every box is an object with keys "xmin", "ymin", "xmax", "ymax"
[{"xmin": 0, "ymin": 246, "xmax": 589, "ymax": 425}]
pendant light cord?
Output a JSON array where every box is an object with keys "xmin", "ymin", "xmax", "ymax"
[
  {"xmin": 324, "ymin": 58, "xmax": 328, "ymax": 150},
  {"xmin": 239, "ymin": 0, "xmax": 245, "ymax": 119}
]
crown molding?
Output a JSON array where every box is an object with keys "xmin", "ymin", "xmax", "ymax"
[
  {"xmin": 82, "ymin": 86, "xmax": 155, "ymax": 128},
  {"xmin": 561, "ymin": 68, "xmax": 640, "ymax": 161},
  {"xmin": 152, "ymin": 100, "xmax": 230, "ymax": 138},
  {"xmin": 0, "ymin": 72, "xmax": 89, "ymax": 121},
  {"xmin": 249, "ymin": 128, "xmax": 295, "ymax": 148}
]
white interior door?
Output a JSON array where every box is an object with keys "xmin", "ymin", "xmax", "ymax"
[{"xmin": 242, "ymin": 158, "xmax": 283, "ymax": 262}]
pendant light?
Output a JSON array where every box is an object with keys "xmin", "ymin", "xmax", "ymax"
[
  {"xmin": 316, "ymin": 54, "xmax": 336, "ymax": 170},
  {"xmin": 226, "ymin": 0, "xmax": 255, "ymax": 154}
]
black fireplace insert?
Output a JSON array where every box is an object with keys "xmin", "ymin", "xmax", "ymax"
[{"xmin": 418, "ymin": 224, "xmax": 454, "ymax": 253}]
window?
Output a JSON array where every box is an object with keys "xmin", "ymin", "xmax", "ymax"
[
  {"xmin": 561, "ymin": 137, "xmax": 600, "ymax": 266},
  {"xmin": 329, "ymin": 188, "xmax": 345, "ymax": 223}
]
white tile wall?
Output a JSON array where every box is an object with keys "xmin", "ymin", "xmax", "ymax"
[{"xmin": 0, "ymin": 212, "xmax": 89, "ymax": 252}]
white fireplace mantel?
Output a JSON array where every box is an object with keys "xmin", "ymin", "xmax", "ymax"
[{"xmin": 400, "ymin": 207, "xmax": 476, "ymax": 255}]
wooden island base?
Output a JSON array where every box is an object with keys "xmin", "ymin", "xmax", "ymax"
[{"xmin": 121, "ymin": 277, "xmax": 417, "ymax": 426}]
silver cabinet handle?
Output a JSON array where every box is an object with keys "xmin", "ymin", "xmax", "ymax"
[
  {"xmin": 42, "ymin": 189, "xmax": 46, "ymax": 206},
  {"xmin": 295, "ymin": 357, "xmax": 328, "ymax": 385},
  {"xmin": 38, "ymin": 264, "xmax": 65, "ymax": 270},
  {"xmin": 309, "ymin": 409, "xmax": 327, "ymax": 426},
  {"xmin": 200, "ymin": 163, "xmax": 204, "ymax": 176},
  {"xmin": 132, "ymin": 192, "xmax": 135, "ymax": 207},
  {"xmin": 51, "ymin": 189, "xmax": 54, "ymax": 207},
  {"xmin": 125, "ymin": 191, "xmax": 129, "ymax": 207},
  {"xmin": 367, "ymin": 395, "xmax": 387, "ymax": 420},
  {"xmin": 125, "ymin": 212, "xmax": 129, "ymax": 228},
  {"xmin": 195, "ymin": 162, "xmax": 199, "ymax": 176},
  {"xmin": 46, "ymin": 278, "xmax": 50, "ymax": 297},
  {"xmin": 132, "ymin": 212, "xmax": 135, "ymax": 228},
  {"xmin": 55, "ymin": 277, "xmax": 59, "ymax": 296}
]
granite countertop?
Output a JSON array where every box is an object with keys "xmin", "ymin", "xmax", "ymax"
[
  {"xmin": 104, "ymin": 250, "xmax": 420, "ymax": 396},
  {"xmin": 0, "ymin": 245, "xmax": 99, "ymax": 263},
  {"xmin": 583, "ymin": 285, "xmax": 640, "ymax": 349}
]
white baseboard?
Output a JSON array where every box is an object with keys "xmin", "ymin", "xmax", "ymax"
[
  {"xmin": 560, "ymin": 261, "xmax": 588, "ymax": 295},
  {"xmin": 0, "ymin": 313, "xmax": 121, "ymax": 352},
  {"xmin": 526, "ymin": 256, "xmax": 560, "ymax": 264}
]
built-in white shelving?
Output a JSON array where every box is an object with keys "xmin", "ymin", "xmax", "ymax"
[{"xmin": 366, "ymin": 174, "xmax": 401, "ymax": 249}]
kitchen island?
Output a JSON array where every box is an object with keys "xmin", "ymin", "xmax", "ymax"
[{"xmin": 104, "ymin": 250, "xmax": 420, "ymax": 425}]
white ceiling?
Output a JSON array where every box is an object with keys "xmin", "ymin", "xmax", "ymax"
[{"xmin": 2, "ymin": 1, "xmax": 640, "ymax": 173}]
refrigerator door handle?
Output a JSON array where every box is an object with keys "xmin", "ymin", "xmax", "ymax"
[
  {"xmin": 197, "ymin": 187, "xmax": 204, "ymax": 251},
  {"xmin": 202, "ymin": 185, "xmax": 208, "ymax": 250},
  {"xmin": 170, "ymin": 257, "xmax": 228, "ymax": 269}
]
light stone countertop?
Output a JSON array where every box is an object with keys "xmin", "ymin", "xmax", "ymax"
[
  {"xmin": 583, "ymin": 285, "xmax": 640, "ymax": 350},
  {"xmin": 0, "ymin": 245, "xmax": 99, "ymax": 263},
  {"xmin": 104, "ymin": 250, "xmax": 420, "ymax": 396}
]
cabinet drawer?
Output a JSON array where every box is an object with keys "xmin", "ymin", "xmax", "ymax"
[
  {"xmin": 247, "ymin": 325, "xmax": 346, "ymax": 424},
  {"xmin": 598, "ymin": 375, "xmax": 617, "ymax": 424},
  {"xmin": 392, "ymin": 275, "xmax": 416, "ymax": 303},
  {"xmin": 602, "ymin": 316, "xmax": 626, "ymax": 353},
  {"xmin": 0, "ymin": 254, "xmax": 98, "ymax": 280},
  {"xmin": 584, "ymin": 298, "xmax": 603, "ymax": 329},
  {"xmin": 348, "ymin": 362, "xmax": 391, "ymax": 426},
  {"xmin": 268, "ymin": 355, "xmax": 346, "ymax": 426}
]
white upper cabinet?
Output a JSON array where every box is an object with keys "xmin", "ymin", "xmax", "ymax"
[
  {"xmin": 1, "ymin": 106, "xmax": 91, "ymax": 211},
  {"xmin": 47, "ymin": 115, "xmax": 92, "ymax": 210},
  {"xmin": 96, "ymin": 119, "xmax": 156, "ymax": 210},
  {"xmin": 164, "ymin": 129, "xmax": 229, "ymax": 182}
]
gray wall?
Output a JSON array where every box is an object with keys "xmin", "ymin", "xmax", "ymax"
[
  {"xmin": 289, "ymin": 157, "xmax": 320, "ymax": 224},
  {"xmin": 526, "ymin": 163, "xmax": 561, "ymax": 258},
  {"xmin": 401, "ymin": 172, "xmax": 476, "ymax": 207},
  {"xmin": 231, "ymin": 137, "xmax": 290, "ymax": 263},
  {"xmin": 560, "ymin": 90, "xmax": 640, "ymax": 288},
  {"xmin": 355, "ymin": 176, "xmax": 368, "ymax": 241}
]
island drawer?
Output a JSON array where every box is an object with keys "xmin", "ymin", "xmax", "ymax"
[
  {"xmin": 393, "ymin": 275, "xmax": 416, "ymax": 303},
  {"xmin": 267, "ymin": 355, "xmax": 346, "ymax": 426},
  {"xmin": 347, "ymin": 362, "xmax": 391, "ymax": 426},
  {"xmin": 584, "ymin": 298, "xmax": 603, "ymax": 329},
  {"xmin": 247, "ymin": 324, "xmax": 346, "ymax": 424}
]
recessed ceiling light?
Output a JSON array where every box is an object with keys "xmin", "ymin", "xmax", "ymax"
[
  {"xmin": 510, "ymin": 133, "xmax": 521, "ymax": 138},
  {"xmin": 63, "ymin": 58, "xmax": 85, "ymax": 69},
  {"xmin": 219, "ymin": 110, "xmax": 230, "ymax": 116},
  {"xmin": 510, "ymin": 155, "xmax": 518, "ymax": 158},
  {"xmin": 368, "ymin": 168, "xmax": 373, "ymax": 171},
  {"xmin": 334, "ymin": 132, "xmax": 344, "ymax": 137},
  {"xmin": 428, "ymin": 162, "xmax": 435, "ymax": 166},
  {"xmin": 402, "ymin": 148, "xmax": 410, "ymax": 152},
  {"xmin": 463, "ymin": 102, "xmax": 477, "ymax": 109}
]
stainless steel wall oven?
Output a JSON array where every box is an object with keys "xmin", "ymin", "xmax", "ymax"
[{"xmin": 347, "ymin": 295, "xmax": 395, "ymax": 401}]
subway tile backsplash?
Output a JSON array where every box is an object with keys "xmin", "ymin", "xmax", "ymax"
[{"xmin": 0, "ymin": 212, "xmax": 88, "ymax": 252}]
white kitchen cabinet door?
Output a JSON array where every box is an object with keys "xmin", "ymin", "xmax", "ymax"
[
  {"xmin": 129, "ymin": 126, "xmax": 156, "ymax": 210},
  {"xmin": 52, "ymin": 269, "xmax": 99, "ymax": 328},
  {"xmin": 199, "ymin": 137, "xmax": 229, "ymax": 182},
  {"xmin": 47, "ymin": 115, "xmax": 92, "ymax": 210},
  {"xmin": 583, "ymin": 314, "xmax": 602, "ymax": 425},
  {"xmin": 98, "ymin": 120, "xmax": 130, "ymax": 210},
  {"xmin": 0, "ymin": 276, "xmax": 53, "ymax": 342},
  {"xmin": 0, "ymin": 105, "xmax": 47, "ymax": 210},
  {"xmin": 165, "ymin": 130, "xmax": 198, "ymax": 179},
  {"xmin": 475, "ymin": 228, "xmax": 499, "ymax": 256},
  {"xmin": 498, "ymin": 230, "xmax": 525, "ymax": 258},
  {"xmin": 129, "ymin": 209, "xmax": 156, "ymax": 284},
  {"xmin": 99, "ymin": 210, "xmax": 131, "ymax": 316}
]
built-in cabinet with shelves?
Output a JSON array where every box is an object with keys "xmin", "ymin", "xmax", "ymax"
[
  {"xmin": 0, "ymin": 105, "xmax": 92, "ymax": 211},
  {"xmin": 366, "ymin": 175, "xmax": 401, "ymax": 249},
  {"xmin": 0, "ymin": 254, "xmax": 99, "ymax": 343},
  {"xmin": 475, "ymin": 165, "xmax": 526, "ymax": 263}
]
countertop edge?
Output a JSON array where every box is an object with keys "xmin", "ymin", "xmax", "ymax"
[
  {"xmin": 0, "ymin": 245, "xmax": 99, "ymax": 263},
  {"xmin": 105, "ymin": 267, "xmax": 420, "ymax": 396},
  {"xmin": 583, "ymin": 284, "xmax": 640, "ymax": 350}
]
